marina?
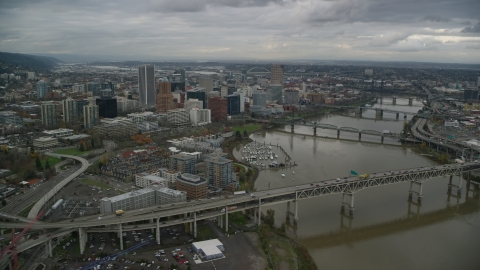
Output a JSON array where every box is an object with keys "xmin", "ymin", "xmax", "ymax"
[{"xmin": 240, "ymin": 141, "xmax": 296, "ymax": 171}]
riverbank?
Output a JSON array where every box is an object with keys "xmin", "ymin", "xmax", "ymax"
[{"xmin": 223, "ymin": 129, "xmax": 318, "ymax": 269}]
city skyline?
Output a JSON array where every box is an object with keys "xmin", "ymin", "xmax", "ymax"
[{"xmin": 0, "ymin": 0, "xmax": 479, "ymax": 64}]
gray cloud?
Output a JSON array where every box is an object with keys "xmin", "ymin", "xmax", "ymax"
[
  {"xmin": 466, "ymin": 44, "xmax": 480, "ymax": 50},
  {"xmin": 423, "ymin": 15, "xmax": 450, "ymax": 23},
  {"xmin": 462, "ymin": 22, "xmax": 480, "ymax": 33},
  {"xmin": 0, "ymin": 0, "xmax": 479, "ymax": 63}
]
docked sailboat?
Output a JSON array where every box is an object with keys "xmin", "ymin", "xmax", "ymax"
[{"xmin": 281, "ymin": 172, "xmax": 285, "ymax": 177}]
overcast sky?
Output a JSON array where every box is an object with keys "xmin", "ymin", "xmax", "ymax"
[{"xmin": 1, "ymin": 0, "xmax": 480, "ymax": 63}]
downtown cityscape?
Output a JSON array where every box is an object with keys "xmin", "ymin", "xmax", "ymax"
[{"xmin": 1, "ymin": 1, "xmax": 480, "ymax": 270}]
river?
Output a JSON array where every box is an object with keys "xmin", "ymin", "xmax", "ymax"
[{"xmin": 233, "ymin": 96, "xmax": 480, "ymax": 270}]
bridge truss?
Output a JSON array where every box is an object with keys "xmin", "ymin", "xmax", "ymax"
[{"xmin": 296, "ymin": 166, "xmax": 463, "ymax": 200}]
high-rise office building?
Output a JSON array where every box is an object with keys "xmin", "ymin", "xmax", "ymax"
[
  {"xmin": 199, "ymin": 77, "xmax": 213, "ymax": 93},
  {"xmin": 226, "ymin": 95, "xmax": 240, "ymax": 115},
  {"xmin": 252, "ymin": 91, "xmax": 267, "ymax": 106},
  {"xmin": 96, "ymin": 98, "xmax": 118, "ymax": 118},
  {"xmin": 186, "ymin": 88, "xmax": 207, "ymax": 109},
  {"xmin": 138, "ymin": 64, "xmax": 155, "ymax": 107},
  {"xmin": 87, "ymin": 82, "xmax": 101, "ymax": 96},
  {"xmin": 62, "ymin": 98, "xmax": 78, "ymax": 123},
  {"xmin": 171, "ymin": 69, "xmax": 186, "ymax": 92},
  {"xmin": 156, "ymin": 81, "xmax": 175, "ymax": 112},
  {"xmin": 208, "ymin": 96, "xmax": 228, "ymax": 122},
  {"xmin": 36, "ymin": 80, "xmax": 47, "ymax": 99},
  {"xmin": 77, "ymin": 99, "xmax": 90, "ymax": 118},
  {"xmin": 41, "ymin": 102, "xmax": 57, "ymax": 129},
  {"xmin": 464, "ymin": 90, "xmax": 479, "ymax": 100},
  {"xmin": 284, "ymin": 89, "xmax": 299, "ymax": 104},
  {"xmin": 270, "ymin": 64, "xmax": 284, "ymax": 85},
  {"xmin": 267, "ymin": 84, "xmax": 283, "ymax": 102},
  {"xmin": 83, "ymin": 104, "xmax": 99, "ymax": 129}
]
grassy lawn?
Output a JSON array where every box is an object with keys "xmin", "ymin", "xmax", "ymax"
[
  {"xmin": 54, "ymin": 148, "xmax": 88, "ymax": 156},
  {"xmin": 229, "ymin": 212, "xmax": 248, "ymax": 226},
  {"xmin": 42, "ymin": 156, "xmax": 61, "ymax": 168},
  {"xmin": 233, "ymin": 163, "xmax": 246, "ymax": 173},
  {"xmin": 196, "ymin": 224, "xmax": 215, "ymax": 240},
  {"xmin": 81, "ymin": 178, "xmax": 110, "ymax": 189},
  {"xmin": 18, "ymin": 202, "xmax": 35, "ymax": 217},
  {"xmin": 232, "ymin": 124, "xmax": 261, "ymax": 134}
]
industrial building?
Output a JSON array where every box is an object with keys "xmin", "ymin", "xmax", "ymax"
[
  {"xmin": 175, "ymin": 173, "xmax": 207, "ymax": 200},
  {"xmin": 192, "ymin": 239, "xmax": 225, "ymax": 261}
]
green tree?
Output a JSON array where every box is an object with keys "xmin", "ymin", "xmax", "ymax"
[
  {"xmin": 235, "ymin": 130, "xmax": 242, "ymax": 140},
  {"xmin": 45, "ymin": 160, "xmax": 50, "ymax": 170},
  {"xmin": 264, "ymin": 209, "xmax": 275, "ymax": 228},
  {"xmin": 1, "ymin": 200, "xmax": 6, "ymax": 206},
  {"xmin": 79, "ymin": 143, "xmax": 85, "ymax": 152},
  {"xmin": 243, "ymin": 129, "xmax": 248, "ymax": 137},
  {"xmin": 35, "ymin": 155, "xmax": 43, "ymax": 171}
]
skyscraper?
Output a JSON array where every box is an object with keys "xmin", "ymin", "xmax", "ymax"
[
  {"xmin": 204, "ymin": 153, "xmax": 234, "ymax": 189},
  {"xmin": 83, "ymin": 104, "xmax": 99, "ymax": 129},
  {"xmin": 96, "ymin": 98, "xmax": 118, "ymax": 118},
  {"xmin": 62, "ymin": 98, "xmax": 78, "ymax": 123},
  {"xmin": 156, "ymin": 81, "xmax": 175, "ymax": 112},
  {"xmin": 170, "ymin": 69, "xmax": 186, "ymax": 92},
  {"xmin": 36, "ymin": 80, "xmax": 47, "ymax": 99},
  {"xmin": 270, "ymin": 64, "xmax": 284, "ymax": 85},
  {"xmin": 41, "ymin": 102, "xmax": 57, "ymax": 129},
  {"xmin": 199, "ymin": 77, "xmax": 213, "ymax": 93},
  {"xmin": 138, "ymin": 64, "xmax": 155, "ymax": 107}
]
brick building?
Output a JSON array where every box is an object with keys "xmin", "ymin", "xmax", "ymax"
[{"xmin": 176, "ymin": 173, "xmax": 207, "ymax": 200}]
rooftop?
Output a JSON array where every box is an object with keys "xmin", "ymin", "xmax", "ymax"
[{"xmin": 177, "ymin": 173, "xmax": 207, "ymax": 185}]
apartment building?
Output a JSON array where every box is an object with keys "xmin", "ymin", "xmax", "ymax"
[
  {"xmin": 175, "ymin": 173, "xmax": 207, "ymax": 200},
  {"xmin": 167, "ymin": 109, "xmax": 190, "ymax": 128},
  {"xmin": 204, "ymin": 153, "xmax": 234, "ymax": 189},
  {"xmin": 154, "ymin": 187, "xmax": 186, "ymax": 205},
  {"xmin": 169, "ymin": 153, "xmax": 196, "ymax": 174},
  {"xmin": 135, "ymin": 172, "xmax": 168, "ymax": 188}
]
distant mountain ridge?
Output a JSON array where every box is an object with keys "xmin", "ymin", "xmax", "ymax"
[{"xmin": 0, "ymin": 51, "xmax": 62, "ymax": 70}]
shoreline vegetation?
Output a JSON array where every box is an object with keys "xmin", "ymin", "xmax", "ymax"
[{"xmin": 224, "ymin": 124, "xmax": 318, "ymax": 270}]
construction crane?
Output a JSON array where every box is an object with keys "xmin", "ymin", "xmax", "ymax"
[
  {"xmin": 79, "ymin": 241, "xmax": 150, "ymax": 270},
  {"xmin": 0, "ymin": 210, "xmax": 44, "ymax": 270}
]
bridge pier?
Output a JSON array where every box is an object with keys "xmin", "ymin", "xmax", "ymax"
[
  {"xmin": 258, "ymin": 199, "xmax": 262, "ymax": 225},
  {"xmin": 408, "ymin": 181, "xmax": 423, "ymax": 203},
  {"xmin": 313, "ymin": 127, "xmax": 317, "ymax": 136},
  {"xmin": 78, "ymin": 227, "xmax": 87, "ymax": 255},
  {"xmin": 290, "ymin": 124, "xmax": 294, "ymax": 133},
  {"xmin": 381, "ymin": 136, "xmax": 384, "ymax": 143},
  {"xmin": 358, "ymin": 133, "xmax": 361, "ymax": 141},
  {"xmin": 286, "ymin": 201, "xmax": 291, "ymax": 220},
  {"xmin": 194, "ymin": 212, "xmax": 197, "ymax": 238},
  {"xmin": 118, "ymin": 223, "xmax": 123, "ymax": 251},
  {"xmin": 396, "ymin": 113, "xmax": 399, "ymax": 119},
  {"xmin": 392, "ymin": 97, "xmax": 396, "ymax": 105},
  {"xmin": 294, "ymin": 199, "xmax": 298, "ymax": 221},
  {"xmin": 341, "ymin": 193, "xmax": 354, "ymax": 215},
  {"xmin": 404, "ymin": 114, "xmax": 407, "ymax": 119},
  {"xmin": 337, "ymin": 130, "xmax": 340, "ymax": 139},
  {"xmin": 44, "ymin": 239, "xmax": 53, "ymax": 258},
  {"xmin": 156, "ymin": 218, "xmax": 160, "ymax": 245},
  {"xmin": 225, "ymin": 207, "xmax": 229, "ymax": 233},
  {"xmin": 408, "ymin": 98, "xmax": 413, "ymax": 106}
]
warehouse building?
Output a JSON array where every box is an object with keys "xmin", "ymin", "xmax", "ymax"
[{"xmin": 192, "ymin": 239, "xmax": 225, "ymax": 261}]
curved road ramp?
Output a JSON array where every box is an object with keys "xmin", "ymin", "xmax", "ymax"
[{"xmin": 27, "ymin": 153, "xmax": 89, "ymax": 219}]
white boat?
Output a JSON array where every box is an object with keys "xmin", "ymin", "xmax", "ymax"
[
  {"xmin": 292, "ymin": 171, "xmax": 295, "ymax": 175},
  {"xmin": 281, "ymin": 172, "xmax": 285, "ymax": 177},
  {"xmin": 292, "ymin": 178, "xmax": 294, "ymax": 181},
  {"xmin": 275, "ymin": 154, "xmax": 278, "ymax": 158},
  {"xmin": 365, "ymin": 104, "xmax": 372, "ymax": 107}
]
